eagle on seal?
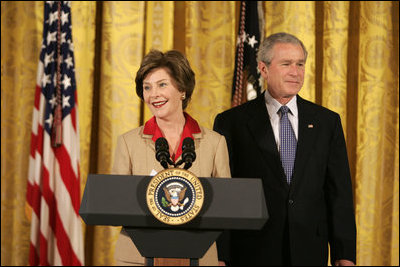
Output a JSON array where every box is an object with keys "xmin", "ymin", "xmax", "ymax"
[{"xmin": 163, "ymin": 183, "xmax": 188, "ymax": 212}]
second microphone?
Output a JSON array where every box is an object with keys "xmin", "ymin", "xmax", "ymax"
[{"xmin": 155, "ymin": 137, "xmax": 196, "ymax": 170}]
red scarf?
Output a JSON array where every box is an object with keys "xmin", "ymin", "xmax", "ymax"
[{"xmin": 143, "ymin": 113, "xmax": 201, "ymax": 161}]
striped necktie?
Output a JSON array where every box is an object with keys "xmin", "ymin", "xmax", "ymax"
[{"xmin": 279, "ymin": 106, "xmax": 297, "ymax": 184}]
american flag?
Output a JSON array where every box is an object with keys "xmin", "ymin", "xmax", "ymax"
[
  {"xmin": 26, "ymin": 1, "xmax": 84, "ymax": 265},
  {"xmin": 231, "ymin": 1, "xmax": 264, "ymax": 107}
]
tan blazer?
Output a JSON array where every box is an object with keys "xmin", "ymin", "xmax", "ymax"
[{"xmin": 112, "ymin": 125, "xmax": 231, "ymax": 266}]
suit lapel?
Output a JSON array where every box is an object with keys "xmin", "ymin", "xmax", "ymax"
[
  {"xmin": 246, "ymin": 94, "xmax": 288, "ymax": 188},
  {"xmin": 290, "ymin": 96, "xmax": 318, "ymax": 190}
]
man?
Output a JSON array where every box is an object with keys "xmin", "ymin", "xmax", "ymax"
[{"xmin": 214, "ymin": 32, "xmax": 356, "ymax": 266}]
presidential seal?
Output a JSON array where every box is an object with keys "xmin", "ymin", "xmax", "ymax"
[{"xmin": 146, "ymin": 168, "xmax": 204, "ymax": 225}]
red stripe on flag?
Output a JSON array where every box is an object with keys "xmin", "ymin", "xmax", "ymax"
[
  {"xmin": 34, "ymin": 85, "xmax": 42, "ymax": 109},
  {"xmin": 39, "ymin": 232, "xmax": 50, "ymax": 266},
  {"xmin": 41, "ymin": 166, "xmax": 56, "ymax": 264},
  {"xmin": 30, "ymin": 132, "xmax": 38, "ymax": 158},
  {"xmin": 42, "ymin": 166, "xmax": 82, "ymax": 265},
  {"xmin": 30, "ymin": 124, "xmax": 44, "ymax": 160},
  {"xmin": 30, "ymin": 123, "xmax": 43, "ymax": 156},
  {"xmin": 70, "ymin": 106, "xmax": 77, "ymax": 131},
  {"xmin": 42, "ymin": 167, "xmax": 56, "ymax": 228},
  {"xmin": 54, "ymin": 145, "xmax": 81, "ymax": 215},
  {"xmin": 55, "ymin": 209, "xmax": 82, "ymax": 266},
  {"xmin": 37, "ymin": 125, "xmax": 44, "ymax": 157},
  {"xmin": 26, "ymin": 182, "xmax": 41, "ymax": 218},
  {"xmin": 29, "ymin": 242, "xmax": 40, "ymax": 266},
  {"xmin": 74, "ymin": 90, "xmax": 78, "ymax": 105}
]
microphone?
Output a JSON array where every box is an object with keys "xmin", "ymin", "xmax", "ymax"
[
  {"xmin": 181, "ymin": 137, "xmax": 196, "ymax": 170},
  {"xmin": 155, "ymin": 137, "xmax": 173, "ymax": 169}
]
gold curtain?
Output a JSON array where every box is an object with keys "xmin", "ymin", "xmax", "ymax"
[
  {"xmin": 1, "ymin": 1, "xmax": 398, "ymax": 266},
  {"xmin": 185, "ymin": 1, "xmax": 235, "ymax": 128}
]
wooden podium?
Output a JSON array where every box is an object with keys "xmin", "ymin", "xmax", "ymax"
[{"xmin": 79, "ymin": 174, "xmax": 268, "ymax": 266}]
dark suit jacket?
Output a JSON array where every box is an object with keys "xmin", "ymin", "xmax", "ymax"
[{"xmin": 213, "ymin": 92, "xmax": 356, "ymax": 266}]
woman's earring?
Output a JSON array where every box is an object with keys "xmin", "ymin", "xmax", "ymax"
[{"xmin": 181, "ymin": 94, "xmax": 186, "ymax": 100}]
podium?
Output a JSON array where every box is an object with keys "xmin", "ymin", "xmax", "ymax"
[{"xmin": 79, "ymin": 174, "xmax": 268, "ymax": 265}]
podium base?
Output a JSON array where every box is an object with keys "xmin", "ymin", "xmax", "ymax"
[
  {"xmin": 145, "ymin": 257, "xmax": 198, "ymax": 266},
  {"xmin": 125, "ymin": 227, "xmax": 221, "ymax": 259}
]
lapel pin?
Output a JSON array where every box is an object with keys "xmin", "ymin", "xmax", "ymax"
[{"xmin": 308, "ymin": 124, "xmax": 313, "ymax": 128}]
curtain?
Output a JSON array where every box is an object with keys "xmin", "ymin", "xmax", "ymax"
[{"xmin": 1, "ymin": 1, "xmax": 398, "ymax": 266}]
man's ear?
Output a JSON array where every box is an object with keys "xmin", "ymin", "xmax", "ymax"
[{"xmin": 258, "ymin": 61, "xmax": 268, "ymax": 79}]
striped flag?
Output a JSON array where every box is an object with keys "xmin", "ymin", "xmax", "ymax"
[
  {"xmin": 26, "ymin": 1, "xmax": 84, "ymax": 265},
  {"xmin": 232, "ymin": 1, "xmax": 264, "ymax": 107}
]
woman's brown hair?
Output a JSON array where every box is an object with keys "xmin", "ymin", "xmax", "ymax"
[{"xmin": 135, "ymin": 50, "xmax": 195, "ymax": 110}]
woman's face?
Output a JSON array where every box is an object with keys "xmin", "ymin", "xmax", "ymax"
[{"xmin": 143, "ymin": 68, "xmax": 184, "ymax": 120}]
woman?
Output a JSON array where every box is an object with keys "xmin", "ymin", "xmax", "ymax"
[{"xmin": 112, "ymin": 50, "xmax": 231, "ymax": 266}]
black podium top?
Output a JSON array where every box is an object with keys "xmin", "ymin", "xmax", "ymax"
[{"xmin": 80, "ymin": 174, "xmax": 268, "ymax": 231}]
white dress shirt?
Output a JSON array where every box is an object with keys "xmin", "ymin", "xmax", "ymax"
[{"xmin": 264, "ymin": 90, "xmax": 298, "ymax": 151}]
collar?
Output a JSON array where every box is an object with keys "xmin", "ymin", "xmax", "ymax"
[
  {"xmin": 285, "ymin": 95, "xmax": 298, "ymax": 117},
  {"xmin": 264, "ymin": 89, "xmax": 298, "ymax": 117},
  {"xmin": 143, "ymin": 113, "xmax": 201, "ymax": 161}
]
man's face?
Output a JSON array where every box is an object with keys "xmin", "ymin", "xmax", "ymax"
[{"xmin": 258, "ymin": 43, "xmax": 305, "ymax": 104}]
